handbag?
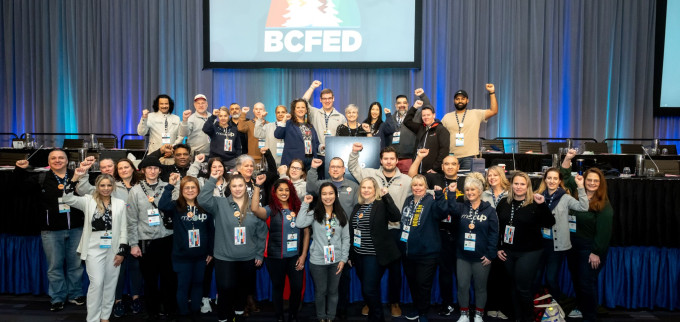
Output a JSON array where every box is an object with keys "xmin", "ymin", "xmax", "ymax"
[{"xmin": 534, "ymin": 293, "xmax": 566, "ymax": 322}]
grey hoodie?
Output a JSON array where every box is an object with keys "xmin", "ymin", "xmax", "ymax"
[{"xmin": 126, "ymin": 180, "xmax": 172, "ymax": 247}]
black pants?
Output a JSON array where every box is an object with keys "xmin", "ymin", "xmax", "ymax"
[
  {"xmin": 438, "ymin": 229, "xmax": 457, "ymax": 305},
  {"xmin": 265, "ymin": 256, "xmax": 304, "ymax": 317},
  {"xmin": 214, "ymin": 258, "xmax": 256, "ymax": 321},
  {"xmin": 354, "ymin": 254, "xmax": 388, "ymax": 322},
  {"xmin": 486, "ymin": 257, "xmax": 513, "ymax": 314},
  {"xmin": 503, "ymin": 249, "xmax": 543, "ymax": 322},
  {"xmin": 139, "ymin": 235, "xmax": 177, "ymax": 316},
  {"xmin": 387, "ymin": 229, "xmax": 403, "ymax": 304},
  {"xmin": 403, "ymin": 257, "xmax": 438, "ymax": 316},
  {"xmin": 202, "ymin": 258, "xmax": 215, "ymax": 298}
]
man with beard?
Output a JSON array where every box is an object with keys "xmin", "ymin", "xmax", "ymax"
[
  {"xmin": 441, "ymin": 85, "xmax": 498, "ymax": 169},
  {"xmin": 150, "ymin": 143, "xmax": 193, "ymax": 182},
  {"xmin": 390, "ymin": 89, "xmax": 428, "ymax": 174}
]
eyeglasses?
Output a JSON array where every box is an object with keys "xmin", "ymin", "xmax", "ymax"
[
  {"xmin": 183, "ymin": 186, "xmax": 198, "ymax": 191},
  {"xmin": 290, "ymin": 166, "xmax": 303, "ymax": 171},
  {"xmin": 320, "ymin": 97, "xmax": 334, "ymax": 101}
]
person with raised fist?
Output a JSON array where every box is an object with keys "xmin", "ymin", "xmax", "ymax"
[
  {"xmin": 178, "ymin": 94, "xmax": 211, "ymax": 155},
  {"xmin": 274, "ymin": 98, "xmax": 320, "ymax": 170},
  {"xmin": 495, "ymin": 172, "xmax": 554, "ymax": 322},
  {"xmin": 296, "ymin": 184, "xmax": 350, "ymax": 322},
  {"xmin": 361, "ymin": 101, "xmax": 396, "ymax": 149},
  {"xmin": 403, "ymin": 97, "xmax": 450, "ymax": 175},
  {"xmin": 13, "ymin": 150, "xmax": 86, "ymax": 312},
  {"xmin": 158, "ymin": 173, "xmax": 214, "ymax": 319},
  {"xmin": 203, "ymin": 106, "xmax": 242, "ymax": 170},
  {"xmin": 238, "ymin": 102, "xmax": 268, "ymax": 163},
  {"xmin": 255, "ymin": 104, "xmax": 287, "ymax": 166},
  {"xmin": 138, "ymin": 94, "xmax": 183, "ymax": 154},
  {"xmin": 302, "ymin": 80, "xmax": 347, "ymax": 155}
]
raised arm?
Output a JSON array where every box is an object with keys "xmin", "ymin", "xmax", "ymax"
[
  {"xmin": 254, "ymin": 119, "xmax": 267, "ymax": 139},
  {"xmin": 294, "ymin": 195, "xmax": 315, "ymax": 228},
  {"xmin": 137, "ymin": 110, "xmax": 150, "ymax": 136},
  {"xmin": 250, "ymin": 174, "xmax": 268, "ymax": 220},
  {"xmin": 347, "ymin": 143, "xmax": 366, "ymax": 182},
  {"xmin": 303, "ymin": 80, "xmax": 322, "ymax": 102},
  {"xmin": 197, "ymin": 176, "xmax": 219, "ymax": 215},
  {"xmin": 408, "ymin": 149, "xmax": 429, "ymax": 177},
  {"xmin": 305, "ymin": 159, "xmax": 323, "ymax": 195},
  {"xmin": 484, "ymin": 84, "xmax": 498, "ymax": 120},
  {"xmin": 202, "ymin": 114, "xmax": 217, "ymax": 137}
]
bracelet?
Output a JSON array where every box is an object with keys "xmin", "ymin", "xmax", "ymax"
[
  {"xmin": 254, "ymin": 184, "xmax": 262, "ymax": 189},
  {"xmin": 489, "ymin": 92, "xmax": 495, "ymax": 95}
]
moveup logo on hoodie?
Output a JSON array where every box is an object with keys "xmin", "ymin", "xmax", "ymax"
[{"xmin": 264, "ymin": 0, "xmax": 362, "ymax": 53}]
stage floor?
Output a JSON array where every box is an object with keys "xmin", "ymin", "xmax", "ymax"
[{"xmin": 1, "ymin": 294, "xmax": 678, "ymax": 322}]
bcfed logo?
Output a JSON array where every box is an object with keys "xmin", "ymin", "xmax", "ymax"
[{"xmin": 264, "ymin": 0, "xmax": 362, "ymax": 53}]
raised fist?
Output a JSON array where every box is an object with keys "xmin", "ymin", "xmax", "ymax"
[
  {"xmin": 15, "ymin": 160, "xmax": 29, "ymax": 169},
  {"xmin": 255, "ymin": 174, "xmax": 267, "ymax": 185},
  {"xmin": 303, "ymin": 195, "xmax": 313, "ymax": 204},
  {"xmin": 242, "ymin": 106, "xmax": 250, "ymax": 114},
  {"xmin": 383, "ymin": 107, "xmax": 391, "ymax": 115},
  {"xmin": 448, "ymin": 182, "xmax": 457, "ymax": 193},
  {"xmin": 574, "ymin": 174, "xmax": 584, "ymax": 187},
  {"xmin": 414, "ymin": 100, "xmax": 423, "ymax": 108},
  {"xmin": 414, "ymin": 88, "xmax": 424, "ymax": 96},
  {"xmin": 142, "ymin": 109, "xmax": 149, "ymax": 119},
  {"xmin": 195, "ymin": 154, "xmax": 205, "ymax": 163},
  {"xmin": 260, "ymin": 147, "xmax": 269, "ymax": 155},
  {"xmin": 75, "ymin": 167, "xmax": 88, "ymax": 176},
  {"xmin": 182, "ymin": 110, "xmax": 192, "ymax": 121},
  {"xmin": 380, "ymin": 187, "xmax": 389, "ymax": 197},
  {"xmin": 285, "ymin": 113, "xmax": 292, "ymax": 121},
  {"xmin": 486, "ymin": 83, "xmax": 496, "ymax": 93},
  {"xmin": 278, "ymin": 165, "xmax": 288, "ymax": 176},
  {"xmin": 212, "ymin": 109, "xmax": 220, "ymax": 116},
  {"xmin": 169, "ymin": 172, "xmax": 181, "ymax": 185},
  {"xmin": 311, "ymin": 158, "xmax": 323, "ymax": 169},
  {"xmin": 565, "ymin": 148, "xmax": 578, "ymax": 160},
  {"xmin": 417, "ymin": 148, "xmax": 430, "ymax": 158},
  {"xmin": 533, "ymin": 193, "xmax": 545, "ymax": 204},
  {"xmin": 311, "ymin": 80, "xmax": 322, "ymax": 88},
  {"xmin": 361, "ymin": 123, "xmax": 371, "ymax": 132},
  {"xmin": 352, "ymin": 143, "xmax": 363, "ymax": 153},
  {"xmin": 262, "ymin": 111, "xmax": 268, "ymax": 119}
]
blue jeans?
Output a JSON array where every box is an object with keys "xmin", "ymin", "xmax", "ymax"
[
  {"xmin": 41, "ymin": 228, "xmax": 84, "ymax": 303},
  {"xmin": 567, "ymin": 237, "xmax": 606, "ymax": 322},
  {"xmin": 535, "ymin": 242, "xmax": 567, "ymax": 301},
  {"xmin": 174, "ymin": 259, "xmax": 207, "ymax": 315},
  {"xmin": 353, "ymin": 254, "xmax": 387, "ymax": 321}
]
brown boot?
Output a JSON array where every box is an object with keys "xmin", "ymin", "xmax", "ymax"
[
  {"xmin": 246, "ymin": 295, "xmax": 260, "ymax": 313},
  {"xmin": 390, "ymin": 303, "xmax": 402, "ymax": 317},
  {"xmin": 361, "ymin": 304, "xmax": 369, "ymax": 316}
]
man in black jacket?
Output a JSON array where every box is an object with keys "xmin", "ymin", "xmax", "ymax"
[
  {"xmin": 403, "ymin": 100, "xmax": 451, "ymax": 174},
  {"xmin": 14, "ymin": 150, "xmax": 86, "ymax": 312}
]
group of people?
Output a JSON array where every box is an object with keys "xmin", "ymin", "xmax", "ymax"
[{"xmin": 13, "ymin": 81, "xmax": 613, "ymax": 322}]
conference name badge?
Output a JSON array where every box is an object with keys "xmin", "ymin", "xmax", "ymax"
[
  {"xmin": 287, "ymin": 233, "xmax": 298, "ymax": 252},
  {"xmin": 392, "ymin": 131, "xmax": 400, "ymax": 144},
  {"xmin": 353, "ymin": 229, "xmax": 361, "ymax": 247},
  {"xmin": 100, "ymin": 232, "xmax": 112, "ymax": 249},
  {"xmin": 400, "ymin": 225, "xmax": 410, "ymax": 242},
  {"xmin": 258, "ymin": 139, "xmax": 266, "ymax": 149},
  {"xmin": 58, "ymin": 198, "xmax": 70, "ymax": 213},
  {"xmin": 224, "ymin": 139, "xmax": 233, "ymax": 152},
  {"xmin": 323, "ymin": 245, "xmax": 336, "ymax": 264},
  {"xmin": 234, "ymin": 227, "xmax": 246, "ymax": 245},
  {"xmin": 162, "ymin": 132, "xmax": 171, "ymax": 144},
  {"xmin": 277, "ymin": 142, "xmax": 284, "ymax": 156},
  {"xmin": 455, "ymin": 133, "xmax": 465, "ymax": 147},
  {"xmin": 188, "ymin": 229, "xmax": 200, "ymax": 248},
  {"xmin": 568, "ymin": 215, "xmax": 577, "ymax": 232},
  {"xmin": 503, "ymin": 225, "xmax": 515, "ymax": 244},
  {"xmin": 464, "ymin": 233, "xmax": 476, "ymax": 251},
  {"xmin": 147, "ymin": 208, "xmax": 160, "ymax": 226}
]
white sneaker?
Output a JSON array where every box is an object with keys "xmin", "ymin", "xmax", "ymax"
[
  {"xmin": 200, "ymin": 297, "xmax": 212, "ymax": 313},
  {"xmin": 496, "ymin": 311, "xmax": 508, "ymax": 320},
  {"xmin": 457, "ymin": 314, "xmax": 470, "ymax": 322},
  {"xmin": 474, "ymin": 312, "xmax": 484, "ymax": 322},
  {"xmin": 568, "ymin": 308, "xmax": 583, "ymax": 318},
  {"xmin": 486, "ymin": 311, "xmax": 497, "ymax": 318}
]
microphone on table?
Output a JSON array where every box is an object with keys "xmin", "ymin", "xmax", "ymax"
[
  {"xmin": 511, "ymin": 146, "xmax": 517, "ymax": 171},
  {"xmin": 643, "ymin": 147, "xmax": 664, "ymax": 177}
]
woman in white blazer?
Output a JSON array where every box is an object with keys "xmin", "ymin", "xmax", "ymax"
[{"xmin": 63, "ymin": 172, "xmax": 128, "ymax": 322}]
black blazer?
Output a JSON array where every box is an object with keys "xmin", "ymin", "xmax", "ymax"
[{"xmin": 349, "ymin": 193, "xmax": 402, "ymax": 266}]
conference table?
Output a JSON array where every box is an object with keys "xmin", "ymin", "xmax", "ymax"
[
  {"xmin": 1, "ymin": 168, "xmax": 678, "ymax": 310},
  {"xmin": 481, "ymin": 151, "xmax": 680, "ymax": 173}
]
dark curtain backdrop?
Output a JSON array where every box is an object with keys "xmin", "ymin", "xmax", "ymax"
[{"xmin": 2, "ymin": 0, "xmax": 678, "ymax": 148}]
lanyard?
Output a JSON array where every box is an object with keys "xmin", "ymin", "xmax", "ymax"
[
  {"xmin": 53, "ymin": 171, "xmax": 69, "ymax": 190},
  {"xmin": 509, "ymin": 202, "xmax": 519, "ymax": 226},
  {"xmin": 492, "ymin": 190, "xmax": 506, "ymax": 208},
  {"xmin": 454, "ymin": 109, "xmax": 467, "ymax": 133},
  {"xmin": 467, "ymin": 206, "xmax": 479, "ymax": 232},
  {"xmin": 323, "ymin": 110, "xmax": 332, "ymax": 132},
  {"xmin": 325, "ymin": 213, "xmax": 336, "ymax": 245},
  {"xmin": 355, "ymin": 203, "xmax": 372, "ymax": 227},
  {"xmin": 378, "ymin": 175, "xmax": 398, "ymax": 190},
  {"xmin": 396, "ymin": 112, "xmax": 405, "ymax": 127},
  {"xmin": 231, "ymin": 201, "xmax": 245, "ymax": 226},
  {"xmin": 140, "ymin": 181, "xmax": 162, "ymax": 208}
]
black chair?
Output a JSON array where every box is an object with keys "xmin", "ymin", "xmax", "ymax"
[
  {"xmin": 659, "ymin": 144, "xmax": 678, "ymax": 155},
  {"xmin": 97, "ymin": 138, "xmax": 117, "ymax": 149},
  {"xmin": 63, "ymin": 139, "xmax": 84, "ymax": 149},
  {"xmin": 546, "ymin": 142, "xmax": 567, "ymax": 154},
  {"xmin": 518, "ymin": 140, "xmax": 543, "ymax": 153},
  {"xmin": 123, "ymin": 139, "xmax": 146, "ymax": 150},
  {"xmin": 620, "ymin": 144, "xmax": 644, "ymax": 154},
  {"xmin": 584, "ymin": 142, "xmax": 609, "ymax": 154},
  {"xmin": 481, "ymin": 139, "xmax": 505, "ymax": 153}
]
